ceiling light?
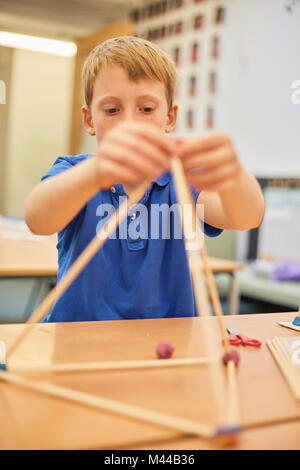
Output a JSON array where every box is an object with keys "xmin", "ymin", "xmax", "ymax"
[{"xmin": 0, "ymin": 31, "xmax": 77, "ymax": 57}]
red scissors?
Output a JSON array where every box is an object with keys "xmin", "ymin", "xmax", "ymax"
[{"xmin": 226, "ymin": 327, "xmax": 262, "ymax": 348}]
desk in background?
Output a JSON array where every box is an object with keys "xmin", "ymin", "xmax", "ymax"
[
  {"xmin": 0, "ymin": 217, "xmax": 243, "ymax": 321},
  {"xmin": 0, "ymin": 217, "xmax": 57, "ymax": 322},
  {"xmin": 0, "ymin": 216, "xmax": 58, "ymax": 277}
]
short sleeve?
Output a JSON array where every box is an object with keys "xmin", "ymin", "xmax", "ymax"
[
  {"xmin": 41, "ymin": 154, "xmax": 90, "ymax": 182},
  {"xmin": 189, "ymin": 183, "xmax": 223, "ymax": 238}
]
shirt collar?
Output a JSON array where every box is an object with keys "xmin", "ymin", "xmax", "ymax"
[
  {"xmin": 113, "ymin": 171, "xmax": 171, "ymax": 196},
  {"xmin": 152, "ymin": 171, "xmax": 171, "ymax": 187}
]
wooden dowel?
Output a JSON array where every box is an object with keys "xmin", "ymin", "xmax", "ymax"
[
  {"xmin": 170, "ymin": 155, "xmax": 226, "ymax": 424},
  {"xmin": 9, "ymin": 356, "xmax": 220, "ymax": 375},
  {"xmin": 274, "ymin": 337, "xmax": 300, "ymax": 387},
  {"xmin": 189, "ymin": 188, "xmax": 240, "ymax": 428},
  {"xmin": 267, "ymin": 339, "xmax": 300, "ymax": 401},
  {"xmin": 191, "ymin": 263, "xmax": 227, "ymax": 424},
  {"xmin": 0, "ymin": 370, "xmax": 216, "ymax": 439},
  {"xmin": 170, "ymin": 155, "xmax": 229, "ymax": 348},
  {"xmin": 225, "ymin": 360, "xmax": 240, "ymax": 427},
  {"xmin": 170, "ymin": 155, "xmax": 241, "ymax": 433},
  {"xmin": 169, "ymin": 157, "xmax": 230, "ymax": 352},
  {"xmin": 6, "ymin": 179, "xmax": 152, "ymax": 363},
  {"xmin": 200, "ymin": 248, "xmax": 231, "ymax": 354},
  {"xmin": 273, "ymin": 337, "xmax": 300, "ymax": 396}
]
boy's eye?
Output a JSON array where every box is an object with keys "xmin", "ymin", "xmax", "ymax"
[
  {"xmin": 140, "ymin": 106, "xmax": 154, "ymax": 113},
  {"xmin": 105, "ymin": 108, "xmax": 119, "ymax": 115}
]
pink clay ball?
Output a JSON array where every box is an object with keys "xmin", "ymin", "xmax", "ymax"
[
  {"xmin": 156, "ymin": 341, "xmax": 175, "ymax": 359},
  {"xmin": 222, "ymin": 349, "xmax": 240, "ymax": 366}
]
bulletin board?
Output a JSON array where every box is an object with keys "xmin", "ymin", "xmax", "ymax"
[
  {"xmin": 257, "ymin": 178, "xmax": 300, "ymax": 261},
  {"xmin": 132, "ymin": 0, "xmax": 226, "ymax": 137},
  {"xmin": 243, "ymin": 178, "xmax": 300, "ymax": 262},
  {"xmin": 131, "ymin": 0, "xmax": 300, "ymax": 178}
]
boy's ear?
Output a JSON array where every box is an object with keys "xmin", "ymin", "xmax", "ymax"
[
  {"xmin": 81, "ymin": 105, "xmax": 96, "ymax": 136},
  {"xmin": 165, "ymin": 104, "xmax": 178, "ymax": 133}
]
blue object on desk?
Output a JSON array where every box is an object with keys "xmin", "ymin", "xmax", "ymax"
[{"xmin": 292, "ymin": 315, "xmax": 300, "ymax": 326}]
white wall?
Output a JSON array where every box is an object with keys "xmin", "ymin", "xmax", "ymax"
[
  {"xmin": 80, "ymin": 125, "xmax": 97, "ymax": 155},
  {"xmin": 218, "ymin": 0, "xmax": 300, "ymax": 177},
  {"xmin": 0, "ymin": 46, "xmax": 13, "ymax": 213},
  {"xmin": 3, "ymin": 48, "xmax": 75, "ymax": 217}
]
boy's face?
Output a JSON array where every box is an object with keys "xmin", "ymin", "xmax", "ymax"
[{"xmin": 82, "ymin": 65, "xmax": 178, "ymax": 143}]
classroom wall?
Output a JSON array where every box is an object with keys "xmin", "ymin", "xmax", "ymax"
[
  {"xmin": 79, "ymin": 125, "xmax": 97, "ymax": 155},
  {"xmin": 0, "ymin": 46, "xmax": 13, "ymax": 214},
  {"xmin": 217, "ymin": 0, "xmax": 300, "ymax": 177},
  {"xmin": 2, "ymin": 47, "xmax": 75, "ymax": 217},
  {"xmin": 133, "ymin": 0, "xmax": 300, "ymax": 178}
]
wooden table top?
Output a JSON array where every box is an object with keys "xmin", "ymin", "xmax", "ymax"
[
  {"xmin": 1, "ymin": 311, "xmax": 300, "ymax": 450},
  {"xmin": 204, "ymin": 256, "xmax": 243, "ymax": 273}
]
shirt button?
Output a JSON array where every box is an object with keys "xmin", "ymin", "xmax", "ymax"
[
  {"xmin": 131, "ymin": 213, "xmax": 136, "ymax": 221},
  {"xmin": 111, "ymin": 186, "xmax": 116, "ymax": 193}
]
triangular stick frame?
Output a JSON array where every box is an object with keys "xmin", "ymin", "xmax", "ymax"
[{"xmin": 1, "ymin": 156, "xmax": 241, "ymax": 445}]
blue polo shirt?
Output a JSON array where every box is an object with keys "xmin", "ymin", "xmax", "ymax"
[{"xmin": 41, "ymin": 154, "xmax": 223, "ymax": 322}]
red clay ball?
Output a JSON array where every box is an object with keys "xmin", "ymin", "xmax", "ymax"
[
  {"xmin": 222, "ymin": 349, "xmax": 240, "ymax": 366},
  {"xmin": 156, "ymin": 341, "xmax": 175, "ymax": 359},
  {"xmin": 215, "ymin": 432, "xmax": 240, "ymax": 447}
]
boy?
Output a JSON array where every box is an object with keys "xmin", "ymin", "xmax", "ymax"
[{"xmin": 25, "ymin": 36, "xmax": 264, "ymax": 322}]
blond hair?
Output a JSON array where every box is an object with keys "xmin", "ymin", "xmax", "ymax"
[{"xmin": 82, "ymin": 36, "xmax": 177, "ymax": 112}]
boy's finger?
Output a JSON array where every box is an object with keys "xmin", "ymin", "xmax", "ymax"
[
  {"xmin": 124, "ymin": 122, "xmax": 174, "ymax": 153},
  {"xmin": 176, "ymin": 133, "xmax": 232, "ymax": 157},
  {"xmin": 109, "ymin": 133, "xmax": 170, "ymax": 170},
  {"xmin": 100, "ymin": 159, "xmax": 142, "ymax": 186},
  {"xmin": 187, "ymin": 162, "xmax": 240, "ymax": 188},
  {"xmin": 180, "ymin": 145, "xmax": 235, "ymax": 171},
  {"xmin": 101, "ymin": 141, "xmax": 168, "ymax": 177},
  {"xmin": 190, "ymin": 176, "xmax": 236, "ymax": 193}
]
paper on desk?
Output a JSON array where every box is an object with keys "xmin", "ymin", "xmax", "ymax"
[
  {"xmin": 0, "ymin": 215, "xmax": 27, "ymax": 229},
  {"xmin": 0, "ymin": 341, "xmax": 5, "ymax": 364},
  {"xmin": 277, "ymin": 321, "xmax": 300, "ymax": 333},
  {"xmin": 1, "ymin": 230, "xmax": 48, "ymax": 242}
]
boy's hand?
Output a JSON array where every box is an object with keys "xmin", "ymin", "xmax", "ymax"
[
  {"xmin": 94, "ymin": 122, "xmax": 173, "ymax": 189},
  {"xmin": 176, "ymin": 133, "xmax": 243, "ymax": 193}
]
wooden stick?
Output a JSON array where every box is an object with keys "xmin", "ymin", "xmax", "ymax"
[
  {"xmin": 170, "ymin": 155, "xmax": 241, "ymax": 432},
  {"xmin": 0, "ymin": 370, "xmax": 215, "ymax": 439},
  {"xmin": 6, "ymin": 179, "xmax": 152, "ymax": 363},
  {"xmin": 200, "ymin": 248, "xmax": 231, "ymax": 353},
  {"xmin": 274, "ymin": 336, "xmax": 300, "ymax": 387},
  {"xmin": 267, "ymin": 339, "xmax": 300, "ymax": 401},
  {"xmin": 170, "ymin": 156, "xmax": 230, "ymax": 352},
  {"xmin": 8, "ymin": 356, "xmax": 220, "ymax": 375},
  {"xmin": 188, "ymin": 261, "xmax": 226, "ymax": 421},
  {"xmin": 225, "ymin": 360, "xmax": 240, "ymax": 427},
  {"xmin": 269, "ymin": 338, "xmax": 300, "ymax": 399},
  {"xmin": 170, "ymin": 159, "xmax": 230, "ymax": 352},
  {"xmin": 170, "ymin": 155, "xmax": 226, "ymax": 424},
  {"xmin": 184, "ymin": 171, "xmax": 239, "ymax": 428}
]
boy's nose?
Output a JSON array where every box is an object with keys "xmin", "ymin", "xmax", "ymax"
[
  {"xmin": 122, "ymin": 109, "xmax": 140, "ymax": 124},
  {"xmin": 123, "ymin": 114, "xmax": 136, "ymax": 124}
]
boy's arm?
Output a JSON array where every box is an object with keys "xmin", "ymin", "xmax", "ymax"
[
  {"xmin": 25, "ymin": 156, "xmax": 101, "ymax": 235},
  {"xmin": 197, "ymin": 166, "xmax": 265, "ymax": 230}
]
